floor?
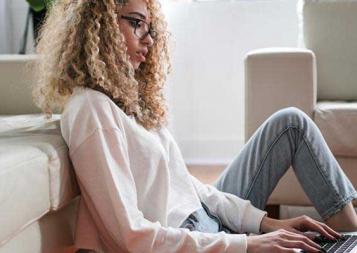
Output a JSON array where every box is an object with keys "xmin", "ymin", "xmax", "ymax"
[
  {"xmin": 187, "ymin": 163, "xmax": 226, "ymax": 184},
  {"xmin": 64, "ymin": 247, "xmax": 77, "ymax": 253}
]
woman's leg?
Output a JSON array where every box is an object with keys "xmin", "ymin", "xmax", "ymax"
[{"xmin": 213, "ymin": 107, "xmax": 357, "ymax": 231}]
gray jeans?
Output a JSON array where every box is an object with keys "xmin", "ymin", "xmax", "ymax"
[
  {"xmin": 180, "ymin": 107, "xmax": 357, "ymax": 233},
  {"xmin": 214, "ymin": 107, "xmax": 357, "ymax": 220}
]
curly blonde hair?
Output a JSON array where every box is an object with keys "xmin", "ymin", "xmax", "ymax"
[{"xmin": 32, "ymin": 0, "xmax": 170, "ymax": 130}]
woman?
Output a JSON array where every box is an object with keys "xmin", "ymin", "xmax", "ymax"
[{"xmin": 32, "ymin": 0, "xmax": 357, "ymax": 252}]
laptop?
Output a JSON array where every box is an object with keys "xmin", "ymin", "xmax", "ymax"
[{"xmin": 296, "ymin": 232, "xmax": 357, "ymax": 253}]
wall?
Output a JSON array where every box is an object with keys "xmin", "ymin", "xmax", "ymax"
[
  {"xmin": 163, "ymin": 0, "xmax": 299, "ymax": 164},
  {"xmin": 0, "ymin": 0, "xmax": 35, "ymax": 54}
]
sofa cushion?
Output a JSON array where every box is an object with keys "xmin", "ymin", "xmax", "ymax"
[
  {"xmin": 0, "ymin": 145, "xmax": 50, "ymax": 246},
  {"xmin": 314, "ymin": 101, "xmax": 357, "ymax": 158},
  {"xmin": 0, "ymin": 114, "xmax": 79, "ymax": 246},
  {"xmin": 0, "ymin": 197, "xmax": 79, "ymax": 253}
]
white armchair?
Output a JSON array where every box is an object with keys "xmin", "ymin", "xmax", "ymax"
[{"xmin": 245, "ymin": 0, "xmax": 357, "ymax": 219}]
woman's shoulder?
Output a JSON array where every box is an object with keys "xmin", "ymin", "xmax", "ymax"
[
  {"xmin": 61, "ymin": 87, "xmax": 129, "ymax": 137},
  {"xmin": 60, "ymin": 87, "xmax": 135, "ymax": 151},
  {"xmin": 64, "ymin": 86, "xmax": 112, "ymax": 112}
]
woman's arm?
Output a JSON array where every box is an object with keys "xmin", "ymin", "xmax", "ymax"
[{"xmin": 70, "ymin": 127, "xmax": 248, "ymax": 253}]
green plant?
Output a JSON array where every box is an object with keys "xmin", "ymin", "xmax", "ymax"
[{"xmin": 26, "ymin": 0, "xmax": 54, "ymax": 12}]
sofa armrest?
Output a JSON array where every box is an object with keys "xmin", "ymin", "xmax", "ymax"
[{"xmin": 244, "ymin": 47, "xmax": 317, "ymax": 141}]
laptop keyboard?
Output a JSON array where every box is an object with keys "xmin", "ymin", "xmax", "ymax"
[{"xmin": 302, "ymin": 235, "xmax": 357, "ymax": 253}]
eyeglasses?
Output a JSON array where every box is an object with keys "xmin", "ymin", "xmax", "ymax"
[{"xmin": 120, "ymin": 15, "xmax": 158, "ymax": 40}]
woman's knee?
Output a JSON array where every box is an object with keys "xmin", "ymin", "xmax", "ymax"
[{"xmin": 270, "ymin": 107, "xmax": 309, "ymax": 127}]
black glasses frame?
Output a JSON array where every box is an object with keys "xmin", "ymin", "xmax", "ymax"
[{"xmin": 120, "ymin": 15, "xmax": 157, "ymax": 40}]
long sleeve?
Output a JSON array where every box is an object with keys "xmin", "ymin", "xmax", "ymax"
[
  {"xmin": 70, "ymin": 127, "xmax": 250, "ymax": 253},
  {"xmin": 189, "ymin": 175, "xmax": 267, "ymax": 234}
]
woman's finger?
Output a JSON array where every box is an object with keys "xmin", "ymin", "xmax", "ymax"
[
  {"xmin": 296, "ymin": 216, "xmax": 339, "ymax": 240},
  {"xmin": 303, "ymin": 219, "xmax": 339, "ymax": 240},
  {"xmin": 288, "ymin": 227, "xmax": 305, "ymax": 236},
  {"xmin": 281, "ymin": 230, "xmax": 322, "ymax": 250},
  {"xmin": 277, "ymin": 246, "xmax": 302, "ymax": 253},
  {"xmin": 281, "ymin": 239, "xmax": 321, "ymax": 253},
  {"xmin": 317, "ymin": 221, "xmax": 341, "ymax": 238}
]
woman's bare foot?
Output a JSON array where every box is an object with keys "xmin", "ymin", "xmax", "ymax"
[{"xmin": 325, "ymin": 202, "xmax": 357, "ymax": 232}]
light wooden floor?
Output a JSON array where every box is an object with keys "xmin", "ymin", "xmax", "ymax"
[
  {"xmin": 187, "ymin": 164, "xmax": 226, "ymax": 184},
  {"xmin": 64, "ymin": 247, "xmax": 76, "ymax": 253}
]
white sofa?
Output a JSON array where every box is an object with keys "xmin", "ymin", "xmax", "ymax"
[
  {"xmin": 245, "ymin": 0, "xmax": 357, "ymax": 219},
  {"xmin": 0, "ymin": 55, "xmax": 80, "ymax": 253}
]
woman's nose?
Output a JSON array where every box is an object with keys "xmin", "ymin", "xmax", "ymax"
[{"xmin": 141, "ymin": 33, "xmax": 154, "ymax": 47}]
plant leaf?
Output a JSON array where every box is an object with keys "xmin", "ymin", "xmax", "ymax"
[
  {"xmin": 44, "ymin": 0, "xmax": 55, "ymax": 9},
  {"xmin": 26, "ymin": 0, "xmax": 46, "ymax": 12}
]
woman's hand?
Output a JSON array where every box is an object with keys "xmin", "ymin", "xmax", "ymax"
[
  {"xmin": 247, "ymin": 216, "xmax": 341, "ymax": 253},
  {"xmin": 246, "ymin": 215, "xmax": 342, "ymax": 252},
  {"xmin": 247, "ymin": 229, "xmax": 322, "ymax": 253},
  {"xmin": 260, "ymin": 215, "xmax": 341, "ymax": 241}
]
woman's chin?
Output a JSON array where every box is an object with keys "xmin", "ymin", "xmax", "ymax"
[{"xmin": 130, "ymin": 61, "xmax": 141, "ymax": 70}]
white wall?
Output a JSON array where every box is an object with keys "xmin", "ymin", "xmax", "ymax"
[
  {"xmin": 1, "ymin": 0, "xmax": 300, "ymax": 165},
  {"xmin": 0, "ymin": 0, "xmax": 34, "ymax": 54},
  {"xmin": 163, "ymin": 0, "xmax": 299, "ymax": 164}
]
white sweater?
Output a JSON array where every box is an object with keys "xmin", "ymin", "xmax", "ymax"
[{"xmin": 60, "ymin": 87, "xmax": 266, "ymax": 253}]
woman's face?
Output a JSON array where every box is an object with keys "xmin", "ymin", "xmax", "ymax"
[{"xmin": 118, "ymin": 0, "xmax": 154, "ymax": 70}]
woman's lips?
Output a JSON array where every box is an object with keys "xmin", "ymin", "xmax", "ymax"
[{"xmin": 136, "ymin": 52, "xmax": 146, "ymax": 62}]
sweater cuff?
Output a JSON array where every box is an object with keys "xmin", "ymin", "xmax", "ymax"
[
  {"xmin": 241, "ymin": 205, "xmax": 267, "ymax": 234},
  {"xmin": 225, "ymin": 233, "xmax": 248, "ymax": 253}
]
